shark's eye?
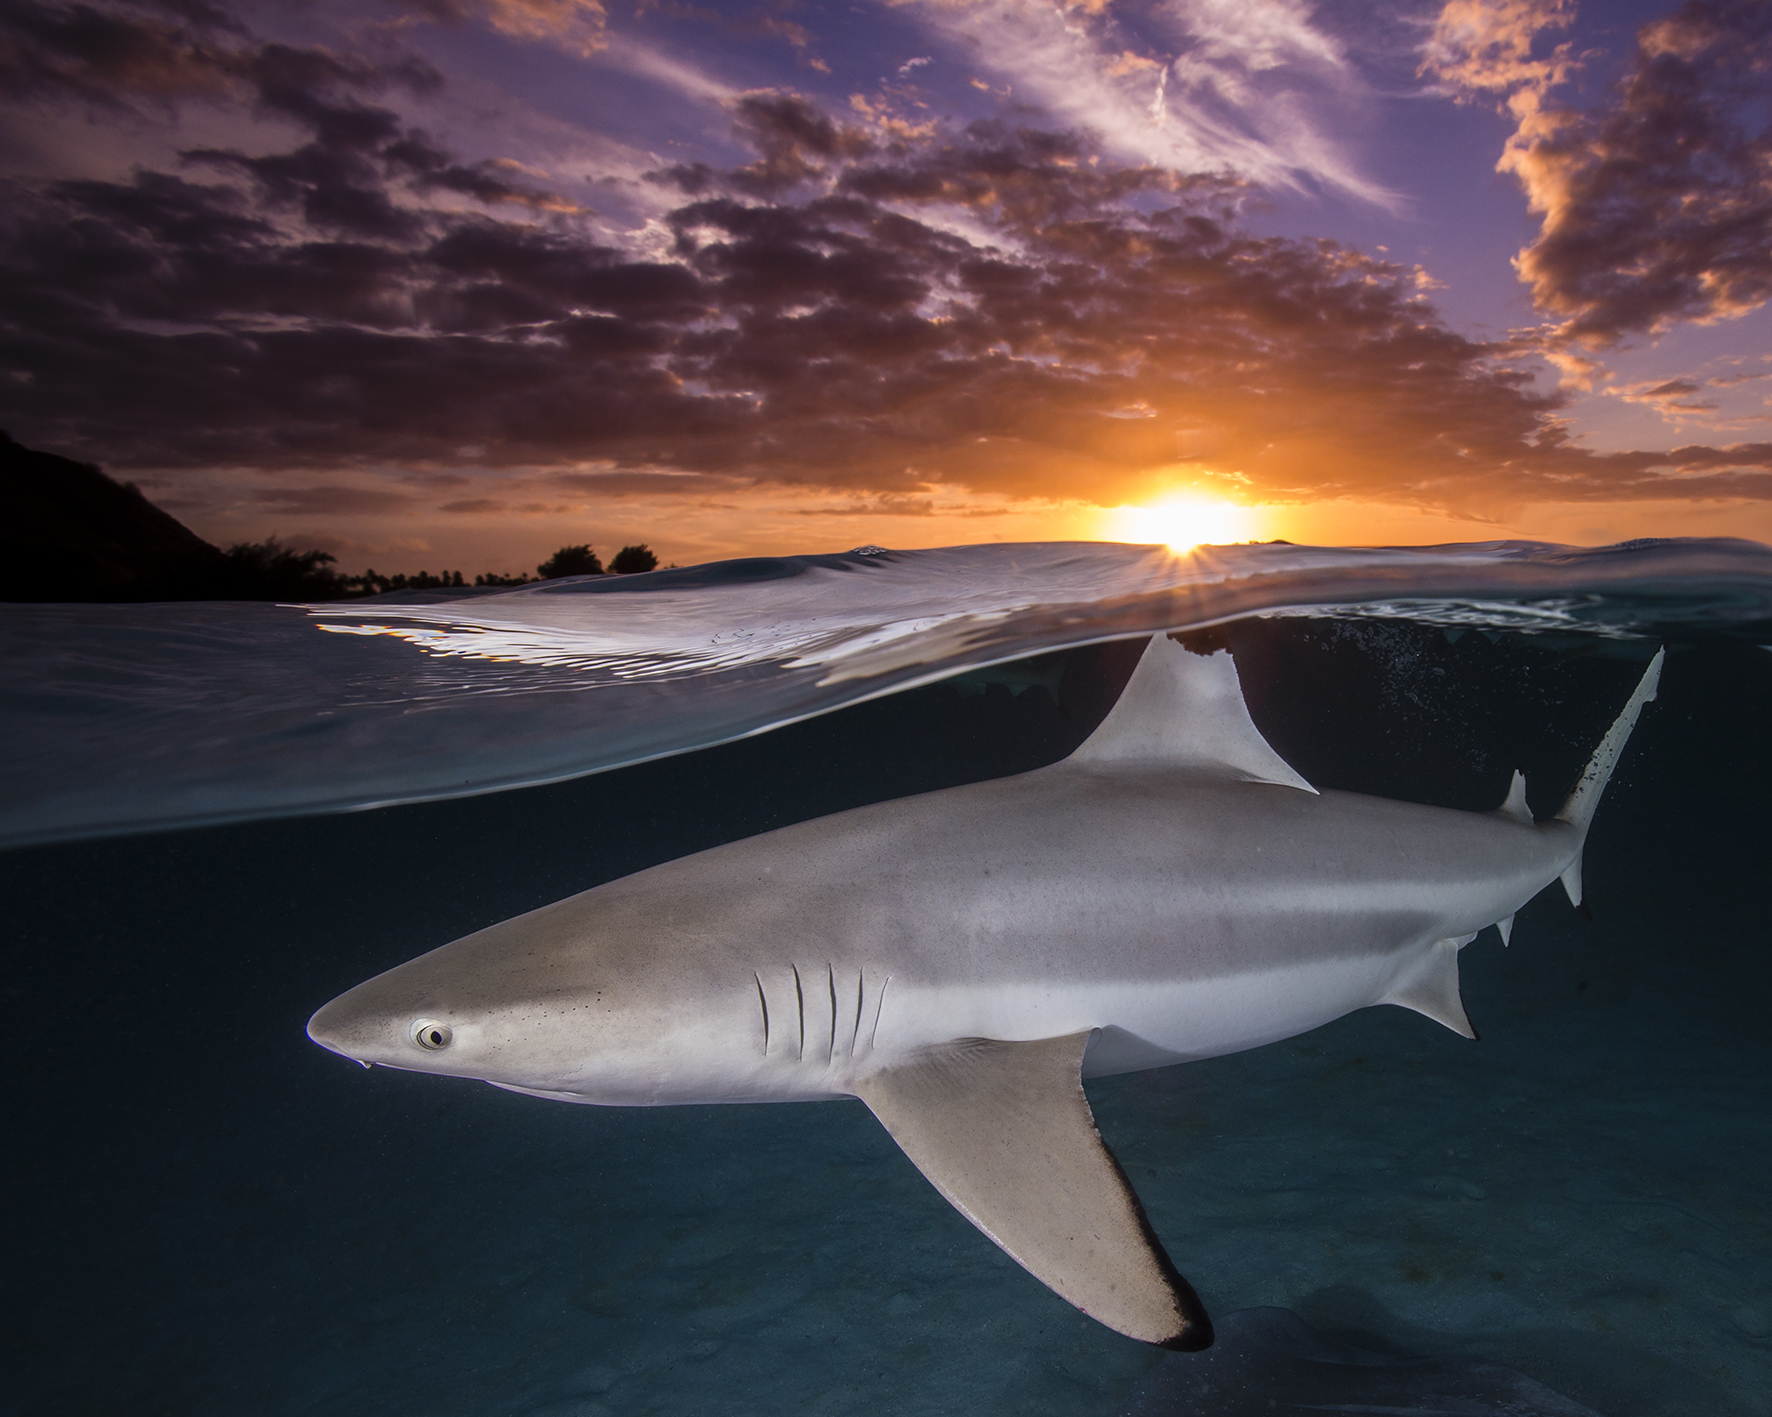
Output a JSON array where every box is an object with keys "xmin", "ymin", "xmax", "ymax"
[{"xmin": 411, "ymin": 1019, "xmax": 453, "ymax": 1051}]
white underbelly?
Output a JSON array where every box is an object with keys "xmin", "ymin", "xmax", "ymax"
[
  {"xmin": 484, "ymin": 935, "xmax": 1458, "ymax": 1108},
  {"xmin": 876, "ymin": 949, "xmax": 1407, "ymax": 1079}
]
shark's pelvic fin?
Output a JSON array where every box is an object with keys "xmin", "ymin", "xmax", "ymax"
[
  {"xmin": 852, "ymin": 1031, "xmax": 1213, "ymax": 1351},
  {"xmin": 1495, "ymin": 913, "xmax": 1515, "ymax": 946},
  {"xmin": 1495, "ymin": 770, "xmax": 1532, "ymax": 824},
  {"xmin": 1380, "ymin": 937, "xmax": 1478, "ymax": 1040},
  {"xmin": 1067, "ymin": 636, "xmax": 1315, "ymax": 792}
]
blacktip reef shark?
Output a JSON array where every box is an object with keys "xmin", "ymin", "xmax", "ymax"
[{"xmin": 307, "ymin": 635, "xmax": 1664, "ymax": 1351}]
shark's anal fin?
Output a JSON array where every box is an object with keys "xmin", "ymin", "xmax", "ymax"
[
  {"xmin": 1067, "ymin": 636, "xmax": 1315, "ymax": 793},
  {"xmin": 1379, "ymin": 937, "xmax": 1478, "ymax": 1040},
  {"xmin": 852, "ymin": 1032, "xmax": 1213, "ymax": 1351}
]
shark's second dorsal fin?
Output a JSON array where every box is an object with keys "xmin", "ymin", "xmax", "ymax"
[
  {"xmin": 1067, "ymin": 635, "xmax": 1315, "ymax": 792},
  {"xmin": 1495, "ymin": 770, "xmax": 1532, "ymax": 824},
  {"xmin": 852, "ymin": 1032, "xmax": 1213, "ymax": 1351}
]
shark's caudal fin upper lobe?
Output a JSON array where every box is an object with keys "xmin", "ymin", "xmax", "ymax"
[{"xmin": 1554, "ymin": 648, "xmax": 1664, "ymax": 906}]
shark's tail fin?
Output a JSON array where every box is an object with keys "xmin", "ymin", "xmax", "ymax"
[{"xmin": 1553, "ymin": 647, "xmax": 1664, "ymax": 906}]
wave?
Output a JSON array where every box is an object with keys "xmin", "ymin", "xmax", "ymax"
[{"xmin": 5, "ymin": 537, "xmax": 1771, "ymax": 848}]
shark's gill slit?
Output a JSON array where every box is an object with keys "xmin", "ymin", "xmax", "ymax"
[
  {"xmin": 850, "ymin": 968, "xmax": 865, "ymax": 1058},
  {"xmin": 870, "ymin": 974, "xmax": 890, "ymax": 1051},
  {"xmin": 792, "ymin": 964, "xmax": 805, "ymax": 1060},
  {"xmin": 754, "ymin": 972, "xmax": 769, "ymax": 1056},
  {"xmin": 827, "ymin": 963, "xmax": 837, "ymax": 1063}
]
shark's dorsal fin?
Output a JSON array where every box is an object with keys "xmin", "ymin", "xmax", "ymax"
[
  {"xmin": 1067, "ymin": 636, "xmax": 1315, "ymax": 792},
  {"xmin": 1379, "ymin": 937, "xmax": 1478, "ymax": 1040},
  {"xmin": 851, "ymin": 1032, "xmax": 1213, "ymax": 1351}
]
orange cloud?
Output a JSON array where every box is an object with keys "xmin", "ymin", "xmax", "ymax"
[
  {"xmin": 1429, "ymin": 0, "xmax": 1772, "ymax": 349},
  {"xmin": 402, "ymin": 0, "xmax": 609, "ymax": 55},
  {"xmin": 1420, "ymin": 0, "xmax": 1576, "ymax": 100}
]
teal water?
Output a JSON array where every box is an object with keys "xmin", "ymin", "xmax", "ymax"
[{"xmin": 4, "ymin": 541, "xmax": 1770, "ymax": 1415}]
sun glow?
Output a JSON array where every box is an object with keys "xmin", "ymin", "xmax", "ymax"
[{"xmin": 1104, "ymin": 497, "xmax": 1260, "ymax": 552}]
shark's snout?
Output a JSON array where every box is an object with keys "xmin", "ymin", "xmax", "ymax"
[
  {"xmin": 306, "ymin": 984, "xmax": 440, "ymax": 1066},
  {"xmin": 305, "ymin": 964, "xmax": 483, "ymax": 1077},
  {"xmin": 305, "ymin": 993, "xmax": 367, "ymax": 1061}
]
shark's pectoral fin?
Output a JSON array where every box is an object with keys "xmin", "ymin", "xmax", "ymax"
[
  {"xmin": 1379, "ymin": 937, "xmax": 1478, "ymax": 1040},
  {"xmin": 852, "ymin": 1031, "xmax": 1212, "ymax": 1351}
]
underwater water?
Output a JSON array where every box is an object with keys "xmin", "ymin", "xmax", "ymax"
[{"xmin": 4, "ymin": 540, "xmax": 1771, "ymax": 1416}]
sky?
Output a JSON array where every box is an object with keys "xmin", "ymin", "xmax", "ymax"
[{"xmin": 2, "ymin": 0, "xmax": 1770, "ymax": 573}]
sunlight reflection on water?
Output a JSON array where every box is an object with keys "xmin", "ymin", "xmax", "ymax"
[{"xmin": 5, "ymin": 537, "xmax": 1771, "ymax": 847}]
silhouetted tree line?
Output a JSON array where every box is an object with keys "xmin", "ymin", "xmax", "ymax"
[
  {"xmin": 157, "ymin": 538, "xmax": 659, "ymax": 599},
  {"xmin": 343, "ymin": 542, "xmax": 658, "ymax": 595},
  {"xmin": 536, "ymin": 543, "xmax": 659, "ymax": 578},
  {"xmin": 1, "ymin": 431, "xmax": 664, "ymax": 601}
]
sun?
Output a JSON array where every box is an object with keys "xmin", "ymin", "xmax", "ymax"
[{"xmin": 1105, "ymin": 496, "xmax": 1259, "ymax": 552}]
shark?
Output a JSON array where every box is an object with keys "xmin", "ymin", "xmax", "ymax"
[{"xmin": 306, "ymin": 634, "xmax": 1663, "ymax": 1351}]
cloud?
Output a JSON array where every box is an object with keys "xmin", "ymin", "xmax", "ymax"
[
  {"xmin": 1427, "ymin": 0, "xmax": 1772, "ymax": 347},
  {"xmin": 5, "ymin": 38, "xmax": 1772, "ymax": 519},
  {"xmin": 438, "ymin": 497, "xmax": 508, "ymax": 513},
  {"xmin": 548, "ymin": 469, "xmax": 749, "ymax": 495},
  {"xmin": 678, "ymin": 90, "xmax": 876, "ymax": 196},
  {"xmin": 252, "ymin": 485, "xmax": 417, "ymax": 513},
  {"xmin": 0, "ymin": 0, "xmax": 243, "ymax": 109},
  {"xmin": 384, "ymin": 138, "xmax": 582, "ymax": 213},
  {"xmin": 0, "ymin": 0, "xmax": 442, "ymax": 116},
  {"xmin": 796, "ymin": 492, "xmax": 939, "ymax": 516},
  {"xmin": 594, "ymin": 32, "xmax": 736, "ymax": 102},
  {"xmin": 396, "ymin": 0, "xmax": 609, "ymax": 56},
  {"xmin": 893, "ymin": 0, "xmax": 1392, "ymax": 204},
  {"xmin": 1420, "ymin": 0, "xmax": 1575, "ymax": 98},
  {"xmin": 1610, "ymin": 378, "xmax": 1719, "ymax": 415}
]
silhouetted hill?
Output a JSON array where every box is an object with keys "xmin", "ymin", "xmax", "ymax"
[
  {"xmin": 1, "ymin": 431, "xmax": 226, "ymax": 601},
  {"xmin": 0, "ymin": 432, "xmax": 664, "ymax": 601}
]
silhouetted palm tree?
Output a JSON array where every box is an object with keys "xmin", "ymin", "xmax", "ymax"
[
  {"xmin": 537, "ymin": 545, "xmax": 603, "ymax": 578},
  {"xmin": 610, "ymin": 544, "xmax": 658, "ymax": 574}
]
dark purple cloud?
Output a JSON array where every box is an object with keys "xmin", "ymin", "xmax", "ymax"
[
  {"xmin": 251, "ymin": 485, "xmax": 416, "ymax": 513},
  {"xmin": 437, "ymin": 497, "xmax": 507, "ymax": 513},
  {"xmin": 389, "ymin": 0, "xmax": 607, "ymax": 54},
  {"xmin": 3, "ymin": 6, "xmax": 1772, "ymax": 518},
  {"xmin": 1615, "ymin": 378, "xmax": 1720, "ymax": 415},
  {"xmin": 0, "ymin": 0, "xmax": 439, "ymax": 114},
  {"xmin": 1497, "ymin": 0, "xmax": 1772, "ymax": 346}
]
